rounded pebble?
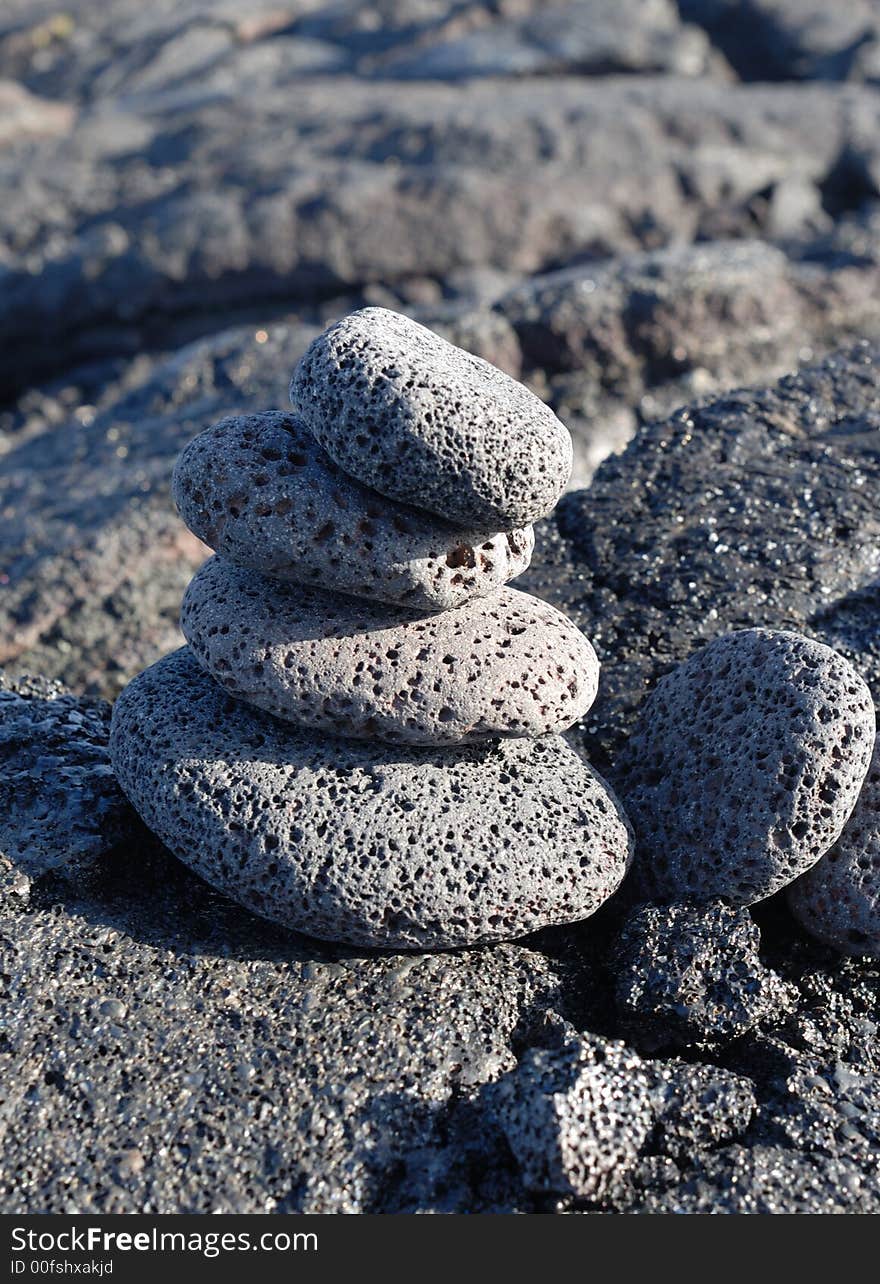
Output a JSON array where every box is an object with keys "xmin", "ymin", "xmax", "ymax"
[
  {"xmin": 289, "ymin": 307, "xmax": 572, "ymax": 528},
  {"xmin": 109, "ymin": 648, "xmax": 633, "ymax": 950},
  {"xmin": 617, "ymin": 629, "xmax": 876, "ymax": 905},
  {"xmin": 181, "ymin": 556, "xmax": 599, "ymax": 746},
  {"xmin": 172, "ymin": 411, "xmax": 534, "ymax": 610},
  {"xmin": 788, "ymin": 733, "xmax": 880, "ymax": 956}
]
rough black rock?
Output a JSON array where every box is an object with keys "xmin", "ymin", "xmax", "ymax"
[
  {"xmin": 487, "ymin": 1027, "xmax": 654, "ymax": 1202},
  {"xmin": 612, "ymin": 901, "xmax": 795, "ymax": 1050},
  {"xmin": 633, "ymin": 1143, "xmax": 880, "ymax": 1214},
  {"xmin": 528, "ymin": 343, "xmax": 880, "ymax": 775},
  {"xmin": 649, "ymin": 1060, "xmax": 757, "ymax": 1162},
  {"xmin": 0, "ymin": 845, "xmax": 568, "ymax": 1213},
  {"xmin": 0, "ymin": 669, "xmax": 132, "ymax": 876}
]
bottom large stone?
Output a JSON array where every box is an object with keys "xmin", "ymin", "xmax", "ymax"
[{"xmin": 110, "ymin": 649, "xmax": 632, "ymax": 950}]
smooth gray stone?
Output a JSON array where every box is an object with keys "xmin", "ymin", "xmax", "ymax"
[
  {"xmin": 616, "ymin": 628, "xmax": 876, "ymax": 905},
  {"xmin": 109, "ymin": 648, "xmax": 632, "ymax": 950},
  {"xmin": 172, "ymin": 410, "xmax": 534, "ymax": 611},
  {"xmin": 181, "ymin": 557, "xmax": 599, "ymax": 746},
  {"xmin": 289, "ymin": 307, "xmax": 572, "ymax": 528},
  {"xmin": 789, "ymin": 733, "xmax": 880, "ymax": 956}
]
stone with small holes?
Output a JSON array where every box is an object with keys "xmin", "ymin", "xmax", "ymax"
[
  {"xmin": 649, "ymin": 1061, "xmax": 756, "ymax": 1162},
  {"xmin": 289, "ymin": 307, "xmax": 572, "ymax": 529},
  {"xmin": 173, "ymin": 411, "xmax": 534, "ymax": 611},
  {"xmin": 612, "ymin": 900, "xmax": 794, "ymax": 1050},
  {"xmin": 617, "ymin": 629, "xmax": 875, "ymax": 905},
  {"xmin": 181, "ymin": 556, "xmax": 599, "ymax": 746},
  {"xmin": 788, "ymin": 733, "xmax": 880, "ymax": 956},
  {"xmin": 487, "ymin": 1027, "xmax": 654, "ymax": 1202},
  {"xmin": 109, "ymin": 648, "xmax": 632, "ymax": 949}
]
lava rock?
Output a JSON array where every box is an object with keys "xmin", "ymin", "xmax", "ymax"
[
  {"xmin": 376, "ymin": 0, "xmax": 716, "ymax": 81},
  {"xmin": 613, "ymin": 901, "xmax": 794, "ymax": 1050},
  {"xmin": 0, "ymin": 669, "xmax": 132, "ymax": 875},
  {"xmin": 488, "ymin": 1029, "xmax": 653, "ymax": 1201},
  {"xmin": 110, "ymin": 648, "xmax": 632, "ymax": 950},
  {"xmin": 546, "ymin": 343, "xmax": 880, "ymax": 774},
  {"xmin": 0, "ymin": 827, "xmax": 568, "ymax": 1213},
  {"xmin": 616, "ymin": 629, "xmax": 875, "ymax": 905},
  {"xmin": 4, "ymin": 63, "xmax": 880, "ymax": 399},
  {"xmin": 635, "ymin": 1143, "xmax": 880, "ymax": 1213},
  {"xmin": 172, "ymin": 410, "xmax": 534, "ymax": 611},
  {"xmin": 289, "ymin": 307, "xmax": 572, "ymax": 528},
  {"xmin": 811, "ymin": 581, "xmax": 880, "ymax": 710},
  {"xmin": 788, "ymin": 734, "xmax": 880, "ymax": 956},
  {"xmin": 181, "ymin": 557, "xmax": 599, "ymax": 747},
  {"xmin": 650, "ymin": 1060, "xmax": 756, "ymax": 1161},
  {"xmin": 767, "ymin": 1063, "xmax": 880, "ymax": 1170},
  {"xmin": 681, "ymin": 0, "xmax": 880, "ymax": 84}
]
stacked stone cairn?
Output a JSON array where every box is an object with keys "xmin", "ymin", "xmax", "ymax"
[{"xmin": 110, "ymin": 308, "xmax": 633, "ymax": 950}]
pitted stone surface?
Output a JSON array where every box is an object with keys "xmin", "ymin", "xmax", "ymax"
[
  {"xmin": 613, "ymin": 901, "xmax": 794, "ymax": 1050},
  {"xmin": 181, "ymin": 557, "xmax": 599, "ymax": 746},
  {"xmin": 810, "ymin": 582, "xmax": 880, "ymax": 711},
  {"xmin": 767, "ymin": 1064, "xmax": 880, "ymax": 1169},
  {"xmin": 109, "ymin": 648, "xmax": 632, "ymax": 950},
  {"xmin": 650, "ymin": 1061, "xmax": 756, "ymax": 1162},
  {"xmin": 0, "ymin": 669, "xmax": 132, "ymax": 875},
  {"xmin": 635, "ymin": 1144, "xmax": 880, "ymax": 1214},
  {"xmin": 289, "ymin": 307, "xmax": 572, "ymax": 529},
  {"xmin": 546, "ymin": 344, "xmax": 880, "ymax": 776},
  {"xmin": 172, "ymin": 411, "xmax": 534, "ymax": 611},
  {"xmin": 488, "ymin": 1029, "xmax": 653, "ymax": 1202},
  {"xmin": 617, "ymin": 629, "xmax": 875, "ymax": 905},
  {"xmin": 789, "ymin": 734, "xmax": 880, "ymax": 957}
]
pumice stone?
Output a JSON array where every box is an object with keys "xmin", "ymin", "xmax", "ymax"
[
  {"xmin": 617, "ymin": 628, "xmax": 875, "ymax": 905},
  {"xmin": 788, "ymin": 733, "xmax": 880, "ymax": 956},
  {"xmin": 172, "ymin": 411, "xmax": 534, "ymax": 611},
  {"xmin": 289, "ymin": 307, "xmax": 573, "ymax": 529},
  {"xmin": 109, "ymin": 648, "xmax": 633, "ymax": 950},
  {"xmin": 180, "ymin": 556, "xmax": 600, "ymax": 746}
]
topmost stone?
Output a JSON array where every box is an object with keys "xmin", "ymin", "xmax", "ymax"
[{"xmin": 289, "ymin": 307, "xmax": 572, "ymax": 529}]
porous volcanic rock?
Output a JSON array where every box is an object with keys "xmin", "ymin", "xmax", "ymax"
[
  {"xmin": 616, "ymin": 629, "xmax": 875, "ymax": 904},
  {"xmin": 290, "ymin": 307, "xmax": 572, "ymax": 528},
  {"xmin": 788, "ymin": 734, "xmax": 880, "ymax": 956},
  {"xmin": 612, "ymin": 901, "xmax": 795, "ymax": 1050},
  {"xmin": 649, "ymin": 1060, "xmax": 757, "ymax": 1162},
  {"xmin": 634, "ymin": 1144, "xmax": 880, "ymax": 1214},
  {"xmin": 535, "ymin": 344, "xmax": 880, "ymax": 775},
  {"xmin": 172, "ymin": 410, "xmax": 534, "ymax": 610},
  {"xmin": 0, "ymin": 837, "xmax": 570, "ymax": 1213},
  {"xmin": 488, "ymin": 1028, "xmax": 654, "ymax": 1202},
  {"xmin": 181, "ymin": 558, "xmax": 598, "ymax": 746},
  {"xmin": 109, "ymin": 648, "xmax": 631, "ymax": 950},
  {"xmin": 810, "ymin": 582, "xmax": 880, "ymax": 709},
  {"xmin": 0, "ymin": 669, "xmax": 132, "ymax": 875}
]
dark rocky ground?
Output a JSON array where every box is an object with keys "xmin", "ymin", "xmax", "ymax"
[{"xmin": 1, "ymin": 0, "xmax": 880, "ymax": 1213}]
